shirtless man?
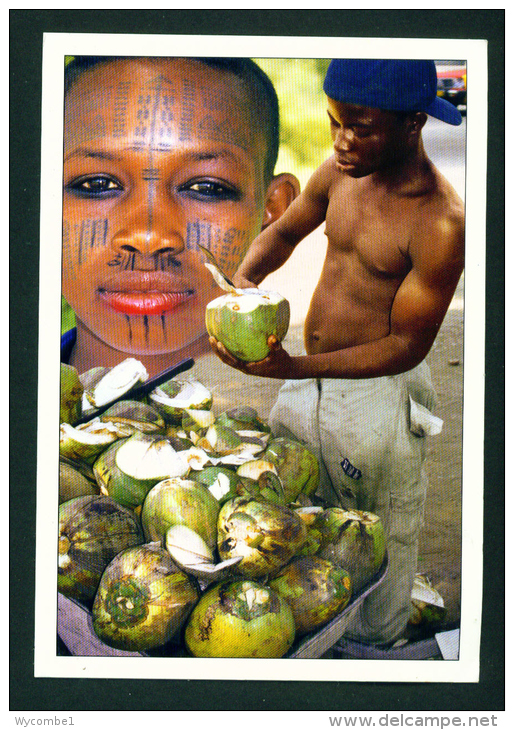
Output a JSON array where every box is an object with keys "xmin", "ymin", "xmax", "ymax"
[{"xmin": 211, "ymin": 59, "xmax": 465, "ymax": 646}]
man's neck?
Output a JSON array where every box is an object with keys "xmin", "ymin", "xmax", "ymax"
[
  {"xmin": 371, "ymin": 139, "xmax": 435, "ymax": 196},
  {"xmin": 69, "ymin": 320, "xmax": 210, "ymax": 377}
]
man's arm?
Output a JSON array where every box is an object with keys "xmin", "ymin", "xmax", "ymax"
[
  {"xmin": 212, "ymin": 206, "xmax": 465, "ymax": 380},
  {"xmin": 233, "ymin": 162, "xmax": 331, "ymax": 288}
]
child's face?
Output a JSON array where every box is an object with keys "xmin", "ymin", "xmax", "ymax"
[{"xmin": 63, "ymin": 58, "xmax": 270, "ymax": 357}]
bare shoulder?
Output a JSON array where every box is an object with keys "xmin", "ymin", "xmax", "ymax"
[
  {"xmin": 302, "ymin": 156, "xmax": 339, "ymax": 200},
  {"xmin": 411, "ymin": 170, "xmax": 465, "ymax": 282}
]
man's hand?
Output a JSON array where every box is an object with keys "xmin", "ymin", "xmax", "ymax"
[
  {"xmin": 232, "ymin": 272, "xmax": 258, "ymax": 290},
  {"xmin": 209, "ymin": 334, "xmax": 299, "ymax": 379}
]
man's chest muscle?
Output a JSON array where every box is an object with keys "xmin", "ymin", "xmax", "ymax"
[{"xmin": 324, "ymin": 186, "xmax": 415, "ymax": 280}]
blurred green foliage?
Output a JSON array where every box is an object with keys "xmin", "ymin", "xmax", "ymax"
[
  {"xmin": 255, "ymin": 58, "xmax": 333, "ymax": 187},
  {"xmin": 60, "ymin": 57, "xmax": 332, "ymax": 335}
]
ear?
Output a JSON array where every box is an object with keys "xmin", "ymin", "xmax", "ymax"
[
  {"xmin": 261, "ymin": 173, "xmax": 301, "ymax": 230},
  {"xmin": 407, "ymin": 112, "xmax": 427, "ymax": 135}
]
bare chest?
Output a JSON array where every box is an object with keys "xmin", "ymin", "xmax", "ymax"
[{"xmin": 324, "ymin": 182, "xmax": 418, "ymax": 280}]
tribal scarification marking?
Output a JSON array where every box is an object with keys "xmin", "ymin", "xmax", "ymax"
[
  {"xmin": 179, "ymin": 79, "xmax": 195, "ymax": 142},
  {"xmin": 112, "ymin": 81, "xmax": 131, "ymax": 139},
  {"xmin": 73, "ymin": 218, "xmax": 109, "ymax": 267}
]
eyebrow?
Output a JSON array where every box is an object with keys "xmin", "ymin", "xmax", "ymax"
[{"xmin": 64, "ymin": 147, "xmax": 121, "ymax": 162}]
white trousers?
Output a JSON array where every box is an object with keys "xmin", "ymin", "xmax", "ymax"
[{"xmin": 268, "ymin": 362, "xmax": 440, "ymax": 645}]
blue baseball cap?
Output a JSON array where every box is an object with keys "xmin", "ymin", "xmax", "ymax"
[{"xmin": 323, "ymin": 59, "xmax": 462, "ymax": 125}]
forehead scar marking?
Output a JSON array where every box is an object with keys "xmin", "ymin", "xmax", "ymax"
[{"xmin": 142, "ymin": 168, "xmax": 160, "ymax": 181}]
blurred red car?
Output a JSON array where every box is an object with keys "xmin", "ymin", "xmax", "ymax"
[{"xmin": 436, "ymin": 63, "xmax": 467, "ymax": 113}]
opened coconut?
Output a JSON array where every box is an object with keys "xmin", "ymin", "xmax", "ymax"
[
  {"xmin": 318, "ymin": 508, "xmax": 386, "ymax": 594},
  {"xmin": 217, "ymin": 496, "xmax": 307, "ymax": 578},
  {"xmin": 99, "ymin": 400, "xmax": 166, "ymax": 434},
  {"xmin": 149, "ymin": 379, "xmax": 213, "ymax": 425},
  {"xmin": 93, "ymin": 431, "xmax": 189, "ymax": 510},
  {"xmin": 92, "ymin": 542, "xmax": 199, "ymax": 652},
  {"xmin": 58, "ymin": 495, "xmax": 144, "ymax": 602},
  {"xmin": 269, "ymin": 555, "xmax": 352, "ymax": 635},
  {"xmin": 264, "ymin": 437, "xmax": 320, "ymax": 503},
  {"xmin": 141, "ymin": 477, "xmax": 220, "ymax": 550},
  {"xmin": 80, "ymin": 358, "xmax": 148, "ymax": 417},
  {"xmin": 184, "ymin": 579, "xmax": 295, "ymax": 658}
]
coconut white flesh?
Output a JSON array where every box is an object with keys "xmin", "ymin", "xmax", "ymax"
[
  {"xmin": 209, "ymin": 448, "xmax": 266, "ymax": 466},
  {"xmin": 150, "ymin": 380, "xmax": 212, "ymax": 410},
  {"xmin": 411, "ymin": 575, "xmax": 445, "ymax": 607},
  {"xmin": 115, "ymin": 437, "xmax": 189, "ymax": 480},
  {"xmin": 236, "ymin": 430, "xmax": 271, "ymax": 444},
  {"xmin": 184, "ymin": 409, "xmax": 216, "ymax": 429},
  {"xmin": 60, "ymin": 420, "xmax": 121, "ymax": 446},
  {"xmin": 206, "ymin": 288, "xmax": 285, "ymax": 313},
  {"xmin": 205, "ymin": 472, "xmax": 233, "ymax": 501},
  {"xmin": 345, "ymin": 509, "xmax": 380, "ymax": 524},
  {"xmin": 180, "ymin": 446, "xmax": 211, "ymax": 471},
  {"xmin": 87, "ymin": 358, "xmax": 148, "ymax": 408},
  {"xmin": 166, "ymin": 524, "xmax": 242, "ymax": 581},
  {"xmin": 166, "ymin": 525, "xmax": 214, "ymax": 565},
  {"xmin": 236, "ymin": 460, "xmax": 278, "ymax": 481}
]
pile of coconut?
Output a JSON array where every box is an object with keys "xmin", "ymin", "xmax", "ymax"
[{"xmin": 58, "ymin": 358, "xmax": 438, "ymax": 658}]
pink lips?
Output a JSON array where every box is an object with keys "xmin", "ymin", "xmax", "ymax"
[{"xmin": 100, "ymin": 290, "xmax": 193, "ymax": 316}]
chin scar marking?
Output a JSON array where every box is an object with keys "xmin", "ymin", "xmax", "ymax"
[
  {"xmin": 124, "ymin": 315, "xmax": 133, "ymax": 342},
  {"xmin": 143, "ymin": 315, "xmax": 149, "ymax": 343}
]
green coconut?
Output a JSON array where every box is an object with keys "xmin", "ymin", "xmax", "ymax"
[
  {"xmin": 217, "ymin": 496, "xmax": 308, "ymax": 578},
  {"xmin": 269, "ymin": 556, "xmax": 352, "ymax": 635},
  {"xmin": 409, "ymin": 574, "xmax": 447, "ymax": 627},
  {"xmin": 99, "ymin": 400, "xmax": 166, "ymax": 434},
  {"xmin": 317, "ymin": 508, "xmax": 386, "ymax": 594},
  {"xmin": 216, "ymin": 406, "xmax": 271, "ymax": 434},
  {"xmin": 141, "ymin": 477, "xmax": 220, "ymax": 550},
  {"xmin": 58, "ymin": 495, "xmax": 144, "ymax": 602},
  {"xmin": 189, "ymin": 465, "xmax": 241, "ymax": 503},
  {"xmin": 294, "ymin": 506, "xmax": 325, "ymax": 556},
  {"xmin": 149, "ymin": 379, "xmax": 213, "ymax": 425},
  {"xmin": 94, "ymin": 431, "xmax": 192, "ymax": 510},
  {"xmin": 59, "ymin": 419, "xmax": 128, "ymax": 464},
  {"xmin": 80, "ymin": 358, "xmax": 148, "ymax": 418},
  {"xmin": 205, "ymin": 288, "xmax": 290, "ymax": 362},
  {"xmin": 60, "ymin": 363, "xmax": 84, "ymax": 425},
  {"xmin": 92, "ymin": 542, "xmax": 199, "ymax": 652},
  {"xmin": 59, "ymin": 460, "xmax": 100, "ymax": 504},
  {"xmin": 184, "ymin": 579, "xmax": 295, "ymax": 658},
  {"xmin": 264, "ymin": 437, "xmax": 320, "ymax": 503}
]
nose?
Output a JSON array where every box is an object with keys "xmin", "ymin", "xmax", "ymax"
[
  {"xmin": 110, "ymin": 192, "xmax": 186, "ymax": 260},
  {"xmin": 333, "ymin": 126, "xmax": 353, "ymax": 153}
]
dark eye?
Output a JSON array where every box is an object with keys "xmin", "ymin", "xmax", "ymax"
[
  {"xmin": 180, "ymin": 180, "xmax": 240, "ymax": 201},
  {"xmin": 352, "ymin": 125, "xmax": 372, "ymax": 138},
  {"xmin": 66, "ymin": 175, "xmax": 122, "ymax": 196}
]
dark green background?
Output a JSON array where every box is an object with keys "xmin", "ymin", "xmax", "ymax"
[{"xmin": 10, "ymin": 8, "xmax": 504, "ymax": 713}]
